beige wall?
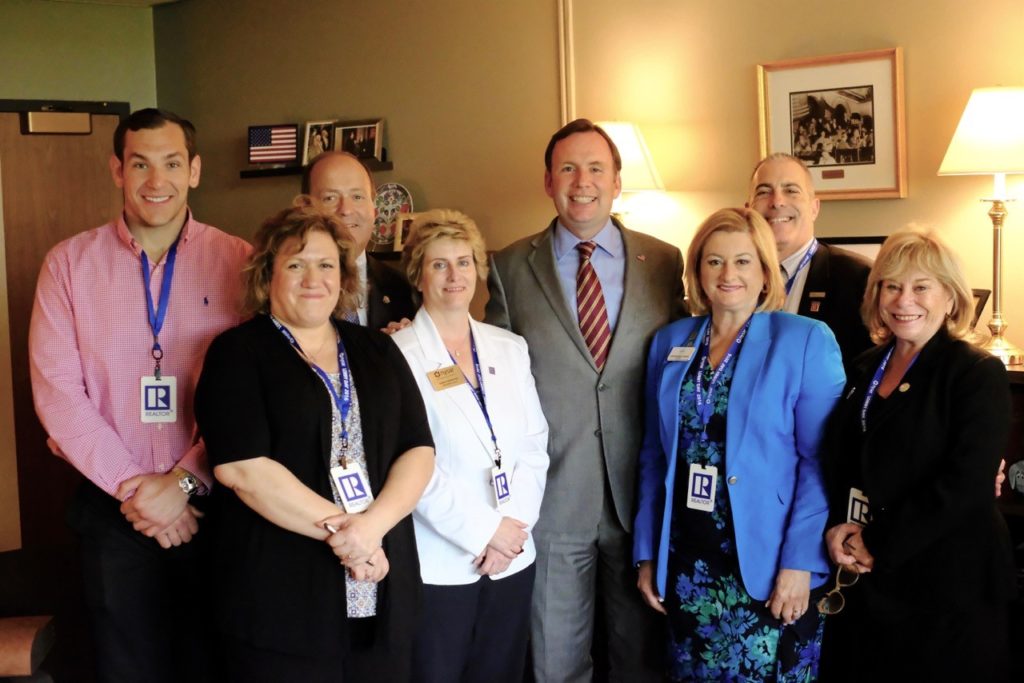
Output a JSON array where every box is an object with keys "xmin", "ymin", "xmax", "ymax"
[
  {"xmin": 0, "ymin": 0, "xmax": 157, "ymax": 551},
  {"xmin": 573, "ymin": 0, "xmax": 1024, "ymax": 341},
  {"xmin": 0, "ymin": 0, "xmax": 157, "ymax": 106},
  {"xmin": 152, "ymin": 0, "xmax": 1024, "ymax": 342},
  {"xmin": 153, "ymin": 0, "xmax": 561, "ymax": 244}
]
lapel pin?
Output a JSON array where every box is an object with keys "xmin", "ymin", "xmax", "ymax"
[
  {"xmin": 636, "ymin": 254, "xmax": 646, "ymax": 262},
  {"xmin": 810, "ymin": 302, "xmax": 821, "ymax": 313},
  {"xmin": 382, "ymin": 295, "xmax": 391, "ymax": 304},
  {"xmin": 898, "ymin": 382, "xmax": 910, "ymax": 393}
]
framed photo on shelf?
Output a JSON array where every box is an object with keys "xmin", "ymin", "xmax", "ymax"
[
  {"xmin": 302, "ymin": 120, "xmax": 336, "ymax": 165},
  {"xmin": 336, "ymin": 119, "xmax": 384, "ymax": 161},
  {"xmin": 757, "ymin": 47, "xmax": 907, "ymax": 200}
]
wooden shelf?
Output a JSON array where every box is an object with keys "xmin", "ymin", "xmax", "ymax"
[{"xmin": 240, "ymin": 158, "xmax": 393, "ymax": 179}]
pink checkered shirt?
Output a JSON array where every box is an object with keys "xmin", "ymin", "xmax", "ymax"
[{"xmin": 29, "ymin": 213, "xmax": 252, "ymax": 496}]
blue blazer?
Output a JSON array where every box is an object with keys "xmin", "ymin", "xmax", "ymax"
[{"xmin": 633, "ymin": 312, "xmax": 845, "ymax": 600}]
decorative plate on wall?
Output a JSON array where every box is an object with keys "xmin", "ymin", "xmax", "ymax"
[{"xmin": 372, "ymin": 182, "xmax": 413, "ymax": 252}]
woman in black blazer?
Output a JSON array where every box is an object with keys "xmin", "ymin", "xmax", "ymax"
[
  {"xmin": 195, "ymin": 203, "xmax": 434, "ymax": 682},
  {"xmin": 822, "ymin": 228, "xmax": 1016, "ymax": 682}
]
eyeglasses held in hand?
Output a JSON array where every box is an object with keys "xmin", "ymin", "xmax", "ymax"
[{"xmin": 817, "ymin": 565, "xmax": 860, "ymax": 615}]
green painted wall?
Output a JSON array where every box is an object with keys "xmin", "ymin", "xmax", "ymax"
[{"xmin": 0, "ymin": 0, "xmax": 156, "ymax": 108}]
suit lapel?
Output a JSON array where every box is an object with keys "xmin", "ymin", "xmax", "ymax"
[
  {"xmin": 411, "ymin": 311, "xmax": 496, "ymax": 456},
  {"xmin": 526, "ymin": 221, "xmax": 597, "ymax": 369},
  {"xmin": 724, "ymin": 313, "xmax": 770, "ymax": 466},
  {"xmin": 798, "ymin": 246, "xmax": 829, "ymax": 320},
  {"xmin": 658, "ymin": 317, "xmax": 708, "ymax": 453}
]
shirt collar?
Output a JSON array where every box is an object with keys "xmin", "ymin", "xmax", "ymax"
[
  {"xmin": 779, "ymin": 236, "xmax": 816, "ymax": 275},
  {"xmin": 116, "ymin": 209, "xmax": 197, "ymax": 255},
  {"xmin": 552, "ymin": 218, "xmax": 622, "ymax": 262}
]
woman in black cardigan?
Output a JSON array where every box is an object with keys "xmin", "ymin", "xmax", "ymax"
[
  {"xmin": 195, "ymin": 203, "xmax": 434, "ymax": 682},
  {"xmin": 822, "ymin": 228, "xmax": 1016, "ymax": 682}
]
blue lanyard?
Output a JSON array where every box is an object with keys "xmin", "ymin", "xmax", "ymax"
[
  {"xmin": 449, "ymin": 333, "xmax": 502, "ymax": 468},
  {"xmin": 270, "ymin": 316, "xmax": 353, "ymax": 457},
  {"xmin": 140, "ymin": 236, "xmax": 180, "ymax": 379},
  {"xmin": 784, "ymin": 239, "xmax": 819, "ymax": 295},
  {"xmin": 694, "ymin": 317, "xmax": 751, "ymax": 438},
  {"xmin": 860, "ymin": 344, "xmax": 916, "ymax": 432}
]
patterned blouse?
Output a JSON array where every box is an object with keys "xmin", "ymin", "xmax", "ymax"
[{"xmin": 328, "ymin": 372, "xmax": 377, "ymax": 618}]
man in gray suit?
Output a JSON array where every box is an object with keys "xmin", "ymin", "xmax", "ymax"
[{"xmin": 486, "ymin": 119, "xmax": 686, "ymax": 682}]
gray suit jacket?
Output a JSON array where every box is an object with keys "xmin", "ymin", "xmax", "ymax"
[{"xmin": 485, "ymin": 218, "xmax": 685, "ymax": 534}]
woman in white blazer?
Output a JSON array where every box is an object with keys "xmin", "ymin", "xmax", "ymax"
[{"xmin": 391, "ymin": 209, "xmax": 549, "ymax": 683}]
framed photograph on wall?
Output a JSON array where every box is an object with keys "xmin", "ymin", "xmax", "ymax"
[
  {"xmin": 302, "ymin": 120, "xmax": 336, "ymax": 165},
  {"xmin": 818, "ymin": 235, "xmax": 886, "ymax": 262},
  {"xmin": 335, "ymin": 119, "xmax": 384, "ymax": 161},
  {"xmin": 757, "ymin": 47, "xmax": 907, "ymax": 200}
]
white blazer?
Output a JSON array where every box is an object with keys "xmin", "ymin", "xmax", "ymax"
[{"xmin": 392, "ymin": 309, "xmax": 549, "ymax": 585}]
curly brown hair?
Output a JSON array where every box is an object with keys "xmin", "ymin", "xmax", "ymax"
[{"xmin": 243, "ymin": 198, "xmax": 361, "ymax": 318}]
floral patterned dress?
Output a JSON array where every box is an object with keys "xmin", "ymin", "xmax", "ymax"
[{"xmin": 665, "ymin": 350, "xmax": 824, "ymax": 682}]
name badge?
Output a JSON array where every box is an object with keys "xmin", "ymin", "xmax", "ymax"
[
  {"xmin": 847, "ymin": 487, "xmax": 871, "ymax": 526},
  {"xmin": 427, "ymin": 365, "xmax": 463, "ymax": 391},
  {"xmin": 491, "ymin": 464, "xmax": 512, "ymax": 510},
  {"xmin": 808, "ymin": 291, "xmax": 826, "ymax": 299},
  {"xmin": 330, "ymin": 462, "xmax": 374, "ymax": 513},
  {"xmin": 685, "ymin": 463, "xmax": 717, "ymax": 512},
  {"xmin": 140, "ymin": 375, "xmax": 177, "ymax": 423},
  {"xmin": 667, "ymin": 346, "xmax": 695, "ymax": 362}
]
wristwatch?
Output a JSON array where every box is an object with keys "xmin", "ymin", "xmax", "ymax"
[{"xmin": 173, "ymin": 467, "xmax": 201, "ymax": 496}]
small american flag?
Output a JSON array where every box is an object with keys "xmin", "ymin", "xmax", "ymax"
[{"xmin": 248, "ymin": 124, "xmax": 298, "ymax": 164}]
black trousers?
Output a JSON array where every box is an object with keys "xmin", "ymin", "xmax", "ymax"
[
  {"xmin": 412, "ymin": 564, "xmax": 535, "ymax": 683},
  {"xmin": 70, "ymin": 482, "xmax": 215, "ymax": 683}
]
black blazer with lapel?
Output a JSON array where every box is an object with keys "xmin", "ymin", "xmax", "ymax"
[
  {"xmin": 195, "ymin": 314, "xmax": 433, "ymax": 657},
  {"xmin": 825, "ymin": 329, "xmax": 1016, "ymax": 614},
  {"xmin": 367, "ymin": 255, "xmax": 417, "ymax": 330},
  {"xmin": 798, "ymin": 243, "xmax": 872, "ymax": 366}
]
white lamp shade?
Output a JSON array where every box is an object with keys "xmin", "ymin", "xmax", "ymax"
[
  {"xmin": 938, "ymin": 87, "xmax": 1024, "ymax": 175},
  {"xmin": 595, "ymin": 121, "xmax": 664, "ymax": 191}
]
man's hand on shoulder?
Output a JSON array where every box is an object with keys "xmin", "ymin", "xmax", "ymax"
[{"xmin": 118, "ymin": 470, "xmax": 192, "ymax": 536}]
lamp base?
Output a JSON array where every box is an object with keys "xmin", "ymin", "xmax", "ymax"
[{"xmin": 980, "ymin": 333, "xmax": 1024, "ymax": 367}]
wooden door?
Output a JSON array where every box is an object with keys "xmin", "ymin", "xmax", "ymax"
[{"xmin": 0, "ymin": 111, "xmax": 123, "ymax": 549}]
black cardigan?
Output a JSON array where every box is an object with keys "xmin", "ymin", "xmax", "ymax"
[
  {"xmin": 825, "ymin": 328, "xmax": 1017, "ymax": 614},
  {"xmin": 195, "ymin": 314, "xmax": 433, "ymax": 657}
]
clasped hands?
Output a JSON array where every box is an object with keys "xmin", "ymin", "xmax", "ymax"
[
  {"xmin": 474, "ymin": 516, "xmax": 528, "ymax": 576},
  {"xmin": 320, "ymin": 513, "xmax": 390, "ymax": 583},
  {"xmin": 118, "ymin": 472, "xmax": 200, "ymax": 549}
]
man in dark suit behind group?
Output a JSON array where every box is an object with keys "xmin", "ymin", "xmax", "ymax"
[
  {"xmin": 485, "ymin": 119, "xmax": 686, "ymax": 682},
  {"xmin": 303, "ymin": 151, "xmax": 416, "ymax": 329},
  {"xmin": 746, "ymin": 153, "xmax": 873, "ymax": 363}
]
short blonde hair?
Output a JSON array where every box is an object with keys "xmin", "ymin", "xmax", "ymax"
[
  {"xmin": 243, "ymin": 198, "xmax": 360, "ymax": 318},
  {"xmin": 861, "ymin": 227, "xmax": 974, "ymax": 344},
  {"xmin": 402, "ymin": 209, "xmax": 489, "ymax": 295},
  {"xmin": 684, "ymin": 207, "xmax": 786, "ymax": 316}
]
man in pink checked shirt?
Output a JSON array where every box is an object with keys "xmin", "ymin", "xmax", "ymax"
[{"xmin": 28, "ymin": 108, "xmax": 251, "ymax": 683}]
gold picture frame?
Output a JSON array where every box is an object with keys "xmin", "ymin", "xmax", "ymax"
[{"xmin": 757, "ymin": 47, "xmax": 907, "ymax": 201}]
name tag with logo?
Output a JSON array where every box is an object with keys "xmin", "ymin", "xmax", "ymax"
[
  {"xmin": 847, "ymin": 487, "xmax": 871, "ymax": 526},
  {"xmin": 491, "ymin": 464, "xmax": 512, "ymax": 510},
  {"xmin": 667, "ymin": 346, "xmax": 695, "ymax": 362},
  {"xmin": 330, "ymin": 462, "xmax": 374, "ymax": 513},
  {"xmin": 140, "ymin": 375, "xmax": 177, "ymax": 423},
  {"xmin": 427, "ymin": 365, "xmax": 463, "ymax": 391},
  {"xmin": 685, "ymin": 463, "xmax": 717, "ymax": 512}
]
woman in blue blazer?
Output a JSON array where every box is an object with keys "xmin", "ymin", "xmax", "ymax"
[{"xmin": 633, "ymin": 208, "xmax": 845, "ymax": 681}]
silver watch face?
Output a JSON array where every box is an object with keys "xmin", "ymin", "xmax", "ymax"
[{"xmin": 179, "ymin": 474, "xmax": 199, "ymax": 495}]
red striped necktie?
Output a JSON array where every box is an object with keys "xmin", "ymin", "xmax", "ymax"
[{"xmin": 576, "ymin": 241, "xmax": 612, "ymax": 370}]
